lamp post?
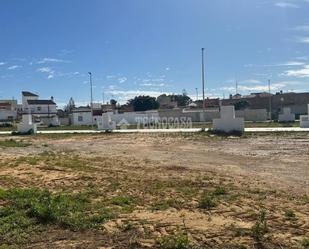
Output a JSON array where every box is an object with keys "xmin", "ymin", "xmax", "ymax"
[
  {"xmin": 268, "ymin": 79, "xmax": 272, "ymax": 122},
  {"xmin": 88, "ymin": 72, "xmax": 94, "ymax": 129},
  {"xmin": 201, "ymin": 48, "xmax": 206, "ymax": 126}
]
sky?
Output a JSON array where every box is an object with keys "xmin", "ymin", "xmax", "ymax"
[{"xmin": 1, "ymin": 0, "xmax": 309, "ymax": 107}]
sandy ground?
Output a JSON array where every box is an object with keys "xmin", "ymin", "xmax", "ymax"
[{"xmin": 0, "ymin": 132, "xmax": 308, "ymax": 248}]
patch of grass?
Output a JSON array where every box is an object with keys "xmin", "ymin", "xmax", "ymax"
[
  {"xmin": 12, "ymin": 151, "xmax": 95, "ymax": 172},
  {"xmin": 156, "ymin": 231, "xmax": 191, "ymax": 249},
  {"xmin": 0, "ymin": 139, "xmax": 31, "ymax": 148},
  {"xmin": 213, "ymin": 186, "xmax": 227, "ymax": 196},
  {"xmin": 111, "ymin": 196, "xmax": 135, "ymax": 206},
  {"xmin": 284, "ymin": 209, "xmax": 297, "ymax": 220},
  {"xmin": 198, "ymin": 192, "xmax": 218, "ymax": 210},
  {"xmin": 0, "ymin": 188, "xmax": 114, "ymax": 244},
  {"xmin": 251, "ymin": 210, "xmax": 268, "ymax": 242},
  {"xmin": 302, "ymin": 238, "xmax": 309, "ymax": 248},
  {"xmin": 151, "ymin": 198, "xmax": 183, "ymax": 211}
]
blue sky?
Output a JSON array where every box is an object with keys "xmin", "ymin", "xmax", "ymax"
[{"xmin": 1, "ymin": 0, "xmax": 309, "ymax": 106}]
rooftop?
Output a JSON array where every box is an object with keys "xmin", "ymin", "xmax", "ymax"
[{"xmin": 22, "ymin": 91, "xmax": 38, "ymax": 97}]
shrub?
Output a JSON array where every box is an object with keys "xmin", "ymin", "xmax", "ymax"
[
  {"xmin": 0, "ymin": 188, "xmax": 114, "ymax": 233},
  {"xmin": 213, "ymin": 187, "xmax": 227, "ymax": 196},
  {"xmin": 302, "ymin": 238, "xmax": 309, "ymax": 248},
  {"xmin": 251, "ymin": 210, "xmax": 268, "ymax": 242},
  {"xmin": 198, "ymin": 193, "xmax": 218, "ymax": 210},
  {"xmin": 284, "ymin": 209, "xmax": 296, "ymax": 220},
  {"xmin": 157, "ymin": 232, "xmax": 190, "ymax": 249}
]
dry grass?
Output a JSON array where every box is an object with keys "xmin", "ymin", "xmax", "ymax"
[{"xmin": 0, "ymin": 133, "xmax": 308, "ymax": 248}]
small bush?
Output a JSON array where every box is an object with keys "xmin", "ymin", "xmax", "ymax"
[
  {"xmin": 302, "ymin": 238, "xmax": 309, "ymax": 248},
  {"xmin": 0, "ymin": 188, "xmax": 114, "ymax": 235},
  {"xmin": 251, "ymin": 210, "xmax": 268, "ymax": 242},
  {"xmin": 284, "ymin": 209, "xmax": 296, "ymax": 220},
  {"xmin": 213, "ymin": 187, "xmax": 227, "ymax": 196},
  {"xmin": 198, "ymin": 193, "xmax": 218, "ymax": 210},
  {"xmin": 111, "ymin": 196, "xmax": 134, "ymax": 206},
  {"xmin": 157, "ymin": 232, "xmax": 190, "ymax": 249}
]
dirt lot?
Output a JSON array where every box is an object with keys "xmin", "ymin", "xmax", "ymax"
[{"xmin": 0, "ymin": 132, "xmax": 308, "ymax": 249}]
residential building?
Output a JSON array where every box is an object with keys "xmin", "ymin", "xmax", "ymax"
[
  {"xmin": 157, "ymin": 94, "xmax": 178, "ymax": 109},
  {"xmin": 0, "ymin": 100, "xmax": 18, "ymax": 122},
  {"xmin": 21, "ymin": 91, "xmax": 59, "ymax": 126},
  {"xmin": 222, "ymin": 91, "xmax": 309, "ymax": 118},
  {"xmin": 71, "ymin": 104, "xmax": 102, "ymax": 125}
]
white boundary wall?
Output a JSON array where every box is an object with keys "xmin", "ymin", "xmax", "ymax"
[
  {"xmin": 278, "ymin": 107, "xmax": 295, "ymax": 122},
  {"xmin": 213, "ymin": 106, "xmax": 244, "ymax": 133}
]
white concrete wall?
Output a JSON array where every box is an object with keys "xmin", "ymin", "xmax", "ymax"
[
  {"xmin": 213, "ymin": 106, "xmax": 244, "ymax": 133},
  {"xmin": 278, "ymin": 107, "xmax": 295, "ymax": 122},
  {"xmin": 17, "ymin": 114, "xmax": 37, "ymax": 134},
  {"xmin": 22, "ymin": 95, "xmax": 38, "ymax": 107},
  {"xmin": 72, "ymin": 112, "xmax": 93, "ymax": 125},
  {"xmin": 109, "ymin": 111, "xmax": 160, "ymax": 125},
  {"xmin": 0, "ymin": 110, "xmax": 17, "ymax": 121},
  {"xmin": 59, "ymin": 117, "xmax": 70, "ymax": 126}
]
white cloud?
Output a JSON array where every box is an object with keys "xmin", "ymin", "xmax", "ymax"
[
  {"xmin": 141, "ymin": 83, "xmax": 165, "ymax": 87},
  {"xmin": 275, "ymin": 2, "xmax": 299, "ymax": 8},
  {"xmin": 239, "ymin": 79, "xmax": 262, "ymax": 84},
  {"xmin": 284, "ymin": 64, "xmax": 309, "ymax": 78},
  {"xmin": 295, "ymin": 56, "xmax": 308, "ymax": 60},
  {"xmin": 295, "ymin": 36, "xmax": 309, "ymax": 43},
  {"xmin": 0, "ymin": 62, "xmax": 6, "ymax": 66},
  {"xmin": 106, "ymin": 75, "xmax": 116, "ymax": 79},
  {"xmin": 37, "ymin": 67, "xmax": 55, "ymax": 79},
  {"xmin": 238, "ymin": 83, "xmax": 286, "ymax": 92},
  {"xmin": 37, "ymin": 67, "xmax": 53, "ymax": 73},
  {"xmin": 118, "ymin": 77, "xmax": 127, "ymax": 84},
  {"xmin": 220, "ymin": 83, "xmax": 286, "ymax": 92},
  {"xmin": 293, "ymin": 25, "xmax": 309, "ymax": 32},
  {"xmin": 264, "ymin": 61, "xmax": 305, "ymax": 67},
  {"xmin": 165, "ymin": 67, "xmax": 170, "ymax": 71},
  {"xmin": 7, "ymin": 65, "xmax": 21, "ymax": 70},
  {"xmin": 37, "ymin": 57, "xmax": 70, "ymax": 64}
]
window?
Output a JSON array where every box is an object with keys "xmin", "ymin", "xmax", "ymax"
[
  {"xmin": 78, "ymin": 116, "xmax": 83, "ymax": 122},
  {"xmin": 37, "ymin": 106, "xmax": 41, "ymax": 111}
]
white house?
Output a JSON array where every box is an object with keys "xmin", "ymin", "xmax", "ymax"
[
  {"xmin": 0, "ymin": 100, "xmax": 17, "ymax": 122},
  {"xmin": 21, "ymin": 91, "xmax": 59, "ymax": 126},
  {"xmin": 71, "ymin": 106, "xmax": 102, "ymax": 126}
]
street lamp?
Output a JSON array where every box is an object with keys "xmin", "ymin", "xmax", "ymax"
[
  {"xmin": 201, "ymin": 48, "xmax": 206, "ymax": 126},
  {"xmin": 88, "ymin": 72, "xmax": 94, "ymax": 129},
  {"xmin": 268, "ymin": 79, "xmax": 272, "ymax": 122}
]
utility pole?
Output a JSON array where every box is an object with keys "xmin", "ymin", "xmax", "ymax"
[
  {"xmin": 201, "ymin": 48, "xmax": 206, "ymax": 125},
  {"xmin": 268, "ymin": 79, "xmax": 272, "ymax": 122},
  {"xmin": 88, "ymin": 72, "xmax": 94, "ymax": 129}
]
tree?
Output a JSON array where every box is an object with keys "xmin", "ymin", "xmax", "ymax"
[
  {"xmin": 64, "ymin": 97, "xmax": 75, "ymax": 113},
  {"xmin": 127, "ymin": 95, "xmax": 159, "ymax": 111},
  {"xmin": 172, "ymin": 94, "xmax": 192, "ymax": 107},
  {"xmin": 234, "ymin": 100, "xmax": 249, "ymax": 110},
  {"xmin": 110, "ymin": 99, "xmax": 117, "ymax": 105}
]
